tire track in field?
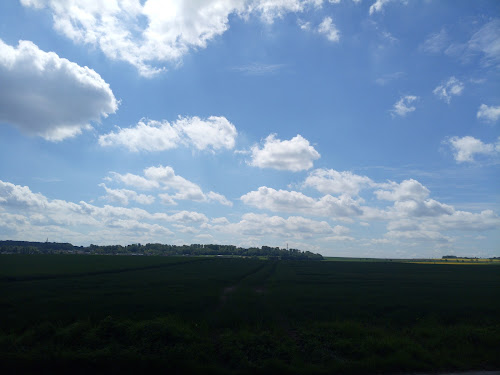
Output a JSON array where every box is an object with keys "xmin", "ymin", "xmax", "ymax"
[
  {"xmin": 217, "ymin": 261, "xmax": 269, "ymax": 308},
  {"xmin": 1, "ymin": 258, "xmax": 211, "ymax": 283},
  {"xmin": 217, "ymin": 260, "xmax": 278, "ymax": 309},
  {"xmin": 251, "ymin": 259, "xmax": 278, "ymax": 294}
]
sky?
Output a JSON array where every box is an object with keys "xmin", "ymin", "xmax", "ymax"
[{"xmin": 0, "ymin": 0, "xmax": 499, "ymax": 258}]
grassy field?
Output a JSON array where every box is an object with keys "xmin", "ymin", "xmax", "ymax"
[{"xmin": 1, "ymin": 254, "xmax": 499, "ymax": 374}]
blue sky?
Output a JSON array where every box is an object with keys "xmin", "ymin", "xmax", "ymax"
[{"xmin": 0, "ymin": 0, "xmax": 499, "ymax": 258}]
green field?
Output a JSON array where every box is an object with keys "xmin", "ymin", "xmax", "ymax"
[{"xmin": 1, "ymin": 255, "xmax": 499, "ymax": 374}]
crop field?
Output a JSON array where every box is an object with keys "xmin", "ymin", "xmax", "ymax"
[{"xmin": 1, "ymin": 255, "xmax": 499, "ymax": 374}]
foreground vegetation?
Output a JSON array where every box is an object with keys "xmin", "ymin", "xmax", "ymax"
[{"xmin": 1, "ymin": 254, "xmax": 499, "ymax": 374}]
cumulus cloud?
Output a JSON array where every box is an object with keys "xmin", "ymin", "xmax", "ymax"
[
  {"xmin": 393, "ymin": 199, "xmax": 454, "ymax": 218},
  {"xmin": 249, "ymin": 134, "xmax": 320, "ymax": 171},
  {"xmin": 370, "ymin": 177, "xmax": 500, "ymax": 240},
  {"xmin": 436, "ymin": 209, "xmax": 500, "ymax": 231},
  {"xmin": 303, "ymin": 169, "xmax": 374, "ymax": 195},
  {"xmin": 107, "ymin": 165, "xmax": 233, "ymax": 206},
  {"xmin": 384, "ymin": 207, "xmax": 500, "ymax": 244},
  {"xmin": 176, "ymin": 116, "xmax": 237, "ymax": 151},
  {"xmin": 0, "ymin": 38, "xmax": 118, "ymax": 141},
  {"xmin": 2, "ymin": 172, "xmax": 499, "ymax": 250},
  {"xmin": 99, "ymin": 184, "xmax": 155, "ymax": 206},
  {"xmin": 364, "ymin": 178, "xmax": 499, "ymax": 247},
  {"xmin": 99, "ymin": 116, "xmax": 237, "ymax": 152},
  {"xmin": 386, "ymin": 229, "xmax": 452, "ymax": 243},
  {"xmin": 375, "ymin": 179, "xmax": 455, "ymax": 219},
  {"xmin": 106, "ymin": 172, "xmax": 159, "ymax": 190},
  {"xmin": 21, "ymin": 0, "xmax": 329, "ymax": 76},
  {"xmin": 447, "ymin": 136, "xmax": 499, "ymax": 163},
  {"xmin": 99, "ymin": 120, "xmax": 181, "ymax": 152},
  {"xmin": 241, "ymin": 186, "xmax": 363, "ymax": 218},
  {"xmin": 391, "ymin": 95, "xmax": 418, "ymax": 117},
  {"xmin": 206, "ymin": 191, "xmax": 233, "ymax": 207},
  {"xmin": 317, "ymin": 17, "xmax": 340, "ymax": 42},
  {"xmin": 477, "ymin": 104, "xmax": 500, "ymax": 123},
  {"xmin": 433, "ymin": 77, "xmax": 464, "ymax": 104},
  {"xmin": 375, "ymin": 179, "xmax": 430, "ymax": 202},
  {"xmin": 143, "ymin": 165, "xmax": 206, "ymax": 201},
  {"xmin": 212, "ymin": 213, "xmax": 338, "ymax": 240},
  {"xmin": 0, "ymin": 179, "xmax": 222, "ymax": 244}
]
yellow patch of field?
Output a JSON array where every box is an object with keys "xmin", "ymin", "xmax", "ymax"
[{"xmin": 406, "ymin": 258, "xmax": 500, "ymax": 265}]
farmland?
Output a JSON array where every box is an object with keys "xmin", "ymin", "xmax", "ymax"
[{"xmin": 1, "ymin": 254, "xmax": 499, "ymax": 374}]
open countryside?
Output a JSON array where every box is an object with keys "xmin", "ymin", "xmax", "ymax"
[{"xmin": 1, "ymin": 246, "xmax": 499, "ymax": 374}]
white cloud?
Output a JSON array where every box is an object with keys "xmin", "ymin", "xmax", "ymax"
[
  {"xmin": 107, "ymin": 165, "xmax": 233, "ymax": 206},
  {"xmin": 20, "ymin": 0, "xmax": 242, "ymax": 76},
  {"xmin": 375, "ymin": 71, "xmax": 405, "ymax": 86},
  {"xmin": 175, "ymin": 116, "xmax": 237, "ymax": 151},
  {"xmin": 248, "ymin": 0, "xmax": 323, "ymax": 24},
  {"xmin": 332, "ymin": 225, "xmax": 350, "ymax": 235},
  {"xmin": 467, "ymin": 19, "xmax": 500, "ymax": 66},
  {"xmin": 375, "ymin": 179, "xmax": 430, "ymax": 202},
  {"xmin": 106, "ymin": 172, "xmax": 159, "ymax": 190},
  {"xmin": 0, "ymin": 179, "xmax": 224, "ymax": 244},
  {"xmin": 477, "ymin": 104, "xmax": 500, "ymax": 123},
  {"xmin": 393, "ymin": 199, "xmax": 454, "ymax": 218},
  {"xmin": 0, "ymin": 38, "xmax": 117, "ymax": 141},
  {"xmin": 211, "ymin": 217, "xmax": 230, "ymax": 225},
  {"xmin": 303, "ymin": 168, "xmax": 374, "ymax": 195},
  {"xmin": 99, "ymin": 116, "xmax": 237, "ymax": 152},
  {"xmin": 447, "ymin": 136, "xmax": 499, "ymax": 163},
  {"xmin": 143, "ymin": 165, "xmax": 206, "ymax": 201},
  {"xmin": 373, "ymin": 177, "xmax": 500, "ymax": 241},
  {"xmin": 317, "ymin": 17, "xmax": 340, "ymax": 42},
  {"xmin": 206, "ymin": 191, "xmax": 233, "ymax": 207},
  {"xmin": 213, "ymin": 213, "xmax": 337, "ymax": 240},
  {"xmin": 420, "ymin": 28, "xmax": 448, "ymax": 54},
  {"xmin": 369, "ymin": 0, "xmax": 391, "ymax": 15},
  {"xmin": 241, "ymin": 186, "xmax": 363, "ymax": 218},
  {"xmin": 436, "ymin": 209, "xmax": 500, "ymax": 231},
  {"xmin": 391, "ymin": 95, "xmax": 418, "ymax": 117},
  {"xmin": 21, "ymin": 0, "xmax": 329, "ymax": 76},
  {"xmin": 386, "ymin": 230, "xmax": 452, "ymax": 243},
  {"xmin": 385, "ymin": 208, "xmax": 500, "ymax": 243},
  {"xmin": 99, "ymin": 120, "xmax": 181, "ymax": 152},
  {"xmin": 249, "ymin": 134, "xmax": 320, "ymax": 171},
  {"xmin": 444, "ymin": 19, "xmax": 500, "ymax": 67},
  {"xmin": 168, "ymin": 211, "xmax": 209, "ymax": 224},
  {"xmin": 375, "ymin": 179, "xmax": 455, "ymax": 219},
  {"xmin": 232, "ymin": 62, "xmax": 285, "ymax": 75},
  {"xmin": 433, "ymin": 77, "xmax": 464, "ymax": 104},
  {"xmin": 298, "ymin": 19, "xmax": 311, "ymax": 30},
  {"xmin": 158, "ymin": 193, "xmax": 177, "ymax": 206},
  {"xmin": 99, "ymin": 184, "xmax": 155, "ymax": 206}
]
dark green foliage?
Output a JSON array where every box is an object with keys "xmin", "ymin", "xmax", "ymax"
[
  {"xmin": 1, "ymin": 255, "xmax": 499, "ymax": 374},
  {"xmin": 0, "ymin": 240, "xmax": 324, "ymax": 259}
]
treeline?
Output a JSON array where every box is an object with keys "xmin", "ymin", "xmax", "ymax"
[{"xmin": 0, "ymin": 240, "xmax": 323, "ymax": 260}]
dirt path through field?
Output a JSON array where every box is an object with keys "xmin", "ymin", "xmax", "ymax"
[{"xmin": 216, "ymin": 260, "xmax": 277, "ymax": 310}]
